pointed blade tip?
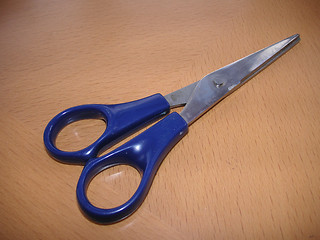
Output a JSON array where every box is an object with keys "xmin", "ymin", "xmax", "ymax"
[{"xmin": 288, "ymin": 33, "xmax": 301, "ymax": 44}]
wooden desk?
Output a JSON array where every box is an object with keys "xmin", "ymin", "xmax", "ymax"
[{"xmin": 1, "ymin": 0, "xmax": 319, "ymax": 239}]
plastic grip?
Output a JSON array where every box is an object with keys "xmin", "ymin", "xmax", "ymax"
[
  {"xmin": 43, "ymin": 94, "xmax": 170, "ymax": 164},
  {"xmin": 76, "ymin": 112, "xmax": 188, "ymax": 224}
]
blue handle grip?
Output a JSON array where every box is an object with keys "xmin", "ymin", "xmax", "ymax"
[
  {"xmin": 76, "ymin": 112, "xmax": 188, "ymax": 224},
  {"xmin": 43, "ymin": 94, "xmax": 170, "ymax": 164}
]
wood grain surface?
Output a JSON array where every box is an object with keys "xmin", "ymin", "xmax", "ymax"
[{"xmin": 1, "ymin": 0, "xmax": 319, "ymax": 239}]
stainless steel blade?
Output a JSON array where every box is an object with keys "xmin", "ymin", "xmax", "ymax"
[
  {"xmin": 179, "ymin": 34, "xmax": 300, "ymax": 124},
  {"xmin": 164, "ymin": 81, "xmax": 198, "ymax": 108}
]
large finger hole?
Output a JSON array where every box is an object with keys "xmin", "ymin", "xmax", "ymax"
[
  {"xmin": 87, "ymin": 165, "xmax": 141, "ymax": 209},
  {"xmin": 56, "ymin": 119, "xmax": 106, "ymax": 151}
]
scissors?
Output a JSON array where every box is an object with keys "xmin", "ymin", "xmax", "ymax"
[{"xmin": 44, "ymin": 34, "xmax": 300, "ymax": 224}]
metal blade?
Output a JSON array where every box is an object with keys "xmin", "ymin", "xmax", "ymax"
[
  {"xmin": 180, "ymin": 34, "xmax": 300, "ymax": 125},
  {"xmin": 164, "ymin": 81, "xmax": 198, "ymax": 108}
]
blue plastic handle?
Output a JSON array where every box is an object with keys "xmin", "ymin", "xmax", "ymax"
[
  {"xmin": 43, "ymin": 94, "xmax": 170, "ymax": 164},
  {"xmin": 76, "ymin": 112, "xmax": 188, "ymax": 224}
]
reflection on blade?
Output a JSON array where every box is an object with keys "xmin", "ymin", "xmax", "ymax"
[{"xmin": 180, "ymin": 34, "xmax": 300, "ymax": 124}]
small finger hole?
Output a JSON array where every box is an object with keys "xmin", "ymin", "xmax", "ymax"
[
  {"xmin": 87, "ymin": 165, "xmax": 141, "ymax": 209},
  {"xmin": 56, "ymin": 119, "xmax": 106, "ymax": 151}
]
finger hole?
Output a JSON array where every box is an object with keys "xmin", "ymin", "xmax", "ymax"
[
  {"xmin": 56, "ymin": 119, "xmax": 106, "ymax": 151},
  {"xmin": 87, "ymin": 165, "xmax": 141, "ymax": 209}
]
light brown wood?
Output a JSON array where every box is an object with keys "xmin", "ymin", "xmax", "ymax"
[{"xmin": 1, "ymin": 0, "xmax": 319, "ymax": 239}]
